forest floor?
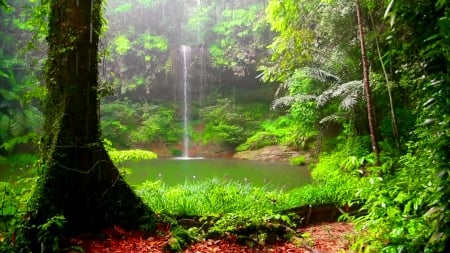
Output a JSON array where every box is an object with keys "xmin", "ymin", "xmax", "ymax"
[{"xmin": 68, "ymin": 221, "xmax": 355, "ymax": 253}]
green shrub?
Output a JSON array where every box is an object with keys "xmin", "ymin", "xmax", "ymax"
[
  {"xmin": 108, "ymin": 149, "xmax": 157, "ymax": 176},
  {"xmin": 351, "ymin": 151, "xmax": 446, "ymax": 252},
  {"xmin": 200, "ymin": 99, "xmax": 264, "ymax": 146},
  {"xmin": 235, "ymin": 132, "xmax": 278, "ymax": 152},
  {"xmin": 289, "ymin": 156, "xmax": 306, "ymax": 166},
  {"xmin": 0, "ymin": 177, "xmax": 37, "ymax": 252},
  {"xmin": 130, "ymin": 106, "xmax": 181, "ymax": 145},
  {"xmin": 5, "ymin": 153, "xmax": 38, "ymax": 169},
  {"xmin": 170, "ymin": 148, "xmax": 182, "ymax": 156}
]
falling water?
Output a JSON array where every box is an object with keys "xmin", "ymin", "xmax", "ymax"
[{"xmin": 180, "ymin": 45, "xmax": 191, "ymax": 158}]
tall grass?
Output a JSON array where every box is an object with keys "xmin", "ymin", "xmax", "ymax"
[
  {"xmin": 133, "ymin": 152, "xmax": 370, "ymax": 217},
  {"xmin": 134, "ymin": 178, "xmax": 291, "ymax": 216}
]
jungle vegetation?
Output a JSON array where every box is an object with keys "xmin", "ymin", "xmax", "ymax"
[{"xmin": 0, "ymin": 0, "xmax": 449, "ymax": 252}]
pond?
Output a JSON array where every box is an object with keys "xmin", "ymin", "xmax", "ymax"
[
  {"xmin": 124, "ymin": 158, "xmax": 312, "ymax": 190},
  {"xmin": 0, "ymin": 158, "xmax": 313, "ymax": 191}
]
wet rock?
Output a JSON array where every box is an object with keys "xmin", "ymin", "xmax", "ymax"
[{"xmin": 233, "ymin": 145, "xmax": 302, "ymax": 162}]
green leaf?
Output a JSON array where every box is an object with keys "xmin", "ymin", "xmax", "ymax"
[{"xmin": 114, "ymin": 35, "xmax": 132, "ymax": 55}]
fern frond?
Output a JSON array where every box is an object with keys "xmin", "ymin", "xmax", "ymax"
[
  {"xmin": 0, "ymin": 89, "xmax": 20, "ymax": 101},
  {"xmin": 341, "ymin": 93, "xmax": 360, "ymax": 110},
  {"xmin": 272, "ymin": 94, "xmax": 317, "ymax": 109},
  {"xmin": 304, "ymin": 67, "xmax": 340, "ymax": 83},
  {"xmin": 274, "ymin": 80, "xmax": 291, "ymax": 97},
  {"xmin": 316, "ymin": 80, "xmax": 362, "ymax": 109},
  {"xmin": 319, "ymin": 114, "xmax": 344, "ymax": 124},
  {"xmin": 0, "ymin": 132, "xmax": 37, "ymax": 151},
  {"xmin": 333, "ymin": 80, "xmax": 362, "ymax": 98}
]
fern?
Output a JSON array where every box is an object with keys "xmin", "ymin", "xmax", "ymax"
[
  {"xmin": 0, "ymin": 132, "xmax": 38, "ymax": 151},
  {"xmin": 303, "ymin": 66, "xmax": 340, "ymax": 83},
  {"xmin": 271, "ymin": 94, "xmax": 316, "ymax": 109},
  {"xmin": 316, "ymin": 80, "xmax": 362, "ymax": 109},
  {"xmin": 0, "ymin": 89, "xmax": 20, "ymax": 101}
]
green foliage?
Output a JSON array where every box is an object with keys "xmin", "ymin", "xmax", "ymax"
[
  {"xmin": 163, "ymin": 226, "xmax": 197, "ymax": 253},
  {"xmin": 101, "ymin": 101, "xmax": 182, "ymax": 147},
  {"xmin": 170, "ymin": 148, "xmax": 182, "ymax": 156},
  {"xmin": 242, "ymin": 111, "xmax": 318, "ymax": 150},
  {"xmin": 204, "ymin": 210, "xmax": 299, "ymax": 247},
  {"xmin": 136, "ymin": 178, "xmax": 306, "ymax": 248},
  {"xmin": 108, "ymin": 148, "xmax": 157, "ymax": 176},
  {"xmin": 139, "ymin": 33, "xmax": 168, "ymax": 51},
  {"xmin": 200, "ymin": 99, "xmax": 263, "ymax": 147},
  {"xmin": 0, "ymin": 1, "xmax": 11, "ymax": 11},
  {"xmin": 109, "ymin": 149, "xmax": 157, "ymax": 165},
  {"xmin": 351, "ymin": 151, "xmax": 443, "ymax": 252},
  {"xmin": 113, "ymin": 3, "xmax": 132, "ymax": 13},
  {"xmin": 36, "ymin": 215, "xmax": 66, "ymax": 253},
  {"xmin": 0, "ymin": 133, "xmax": 37, "ymax": 152},
  {"xmin": 288, "ymin": 151, "xmax": 371, "ymax": 207},
  {"xmin": 235, "ymin": 132, "xmax": 278, "ymax": 152},
  {"xmin": 101, "ymin": 100, "xmax": 137, "ymax": 147},
  {"xmin": 261, "ymin": 1, "xmax": 321, "ymax": 82},
  {"xmin": 4, "ymin": 153, "xmax": 38, "ymax": 169},
  {"xmin": 0, "ymin": 176, "xmax": 37, "ymax": 252},
  {"xmin": 288, "ymin": 156, "xmax": 305, "ymax": 166},
  {"xmin": 210, "ymin": 4, "xmax": 267, "ymax": 73},
  {"xmin": 0, "ymin": 69, "xmax": 43, "ymax": 152},
  {"xmin": 130, "ymin": 105, "xmax": 181, "ymax": 144},
  {"xmin": 113, "ymin": 34, "xmax": 132, "ymax": 55},
  {"xmin": 0, "ymin": 182, "xmax": 17, "ymax": 217},
  {"xmin": 135, "ymin": 178, "xmax": 290, "ymax": 216}
]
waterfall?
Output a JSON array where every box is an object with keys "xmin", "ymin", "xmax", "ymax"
[{"xmin": 180, "ymin": 45, "xmax": 191, "ymax": 158}]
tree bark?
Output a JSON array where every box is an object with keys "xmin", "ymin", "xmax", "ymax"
[
  {"xmin": 21, "ymin": 0, "xmax": 154, "ymax": 251},
  {"xmin": 355, "ymin": 0, "xmax": 380, "ymax": 165}
]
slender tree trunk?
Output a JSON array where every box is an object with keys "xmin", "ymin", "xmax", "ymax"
[
  {"xmin": 370, "ymin": 15, "xmax": 401, "ymax": 151},
  {"xmin": 355, "ymin": 0, "xmax": 380, "ymax": 165},
  {"xmin": 21, "ymin": 1, "xmax": 153, "ymax": 251}
]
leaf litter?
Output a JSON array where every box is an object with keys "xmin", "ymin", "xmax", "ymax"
[{"xmin": 66, "ymin": 222, "xmax": 354, "ymax": 253}]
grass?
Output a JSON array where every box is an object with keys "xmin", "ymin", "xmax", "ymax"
[
  {"xmin": 134, "ymin": 174, "xmax": 367, "ymax": 217},
  {"xmin": 134, "ymin": 178, "xmax": 291, "ymax": 216}
]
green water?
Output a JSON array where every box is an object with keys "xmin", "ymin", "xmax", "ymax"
[
  {"xmin": 0, "ymin": 158, "xmax": 313, "ymax": 191},
  {"xmin": 125, "ymin": 158, "xmax": 312, "ymax": 190}
]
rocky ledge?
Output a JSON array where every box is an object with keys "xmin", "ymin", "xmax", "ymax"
[{"xmin": 233, "ymin": 145, "xmax": 313, "ymax": 162}]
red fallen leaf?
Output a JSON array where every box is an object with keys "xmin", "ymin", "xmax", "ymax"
[{"xmin": 66, "ymin": 222, "xmax": 353, "ymax": 253}]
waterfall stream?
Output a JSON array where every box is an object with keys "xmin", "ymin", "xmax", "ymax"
[{"xmin": 180, "ymin": 45, "xmax": 191, "ymax": 158}]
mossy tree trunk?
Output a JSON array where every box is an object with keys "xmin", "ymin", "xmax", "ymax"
[{"xmin": 22, "ymin": 0, "xmax": 154, "ymax": 251}]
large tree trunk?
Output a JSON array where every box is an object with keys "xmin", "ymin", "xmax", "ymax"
[
  {"xmin": 355, "ymin": 0, "xmax": 380, "ymax": 165},
  {"xmin": 21, "ymin": 0, "xmax": 154, "ymax": 251}
]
